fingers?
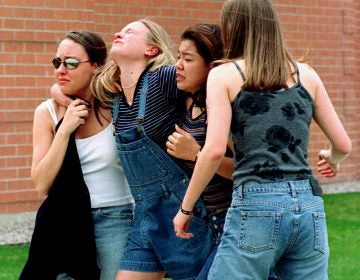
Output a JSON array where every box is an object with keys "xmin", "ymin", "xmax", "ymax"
[
  {"xmin": 174, "ymin": 229, "xmax": 193, "ymax": 239},
  {"xmin": 317, "ymin": 164, "xmax": 338, "ymax": 178},
  {"xmin": 173, "ymin": 211, "xmax": 194, "ymax": 239}
]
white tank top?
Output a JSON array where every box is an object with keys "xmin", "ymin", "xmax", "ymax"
[{"xmin": 43, "ymin": 99, "xmax": 134, "ymax": 208}]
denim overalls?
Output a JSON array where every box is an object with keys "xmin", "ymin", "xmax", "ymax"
[{"xmin": 112, "ymin": 73, "xmax": 214, "ymax": 280}]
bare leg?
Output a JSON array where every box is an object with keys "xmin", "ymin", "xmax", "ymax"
[{"xmin": 115, "ymin": 270, "xmax": 166, "ymax": 280}]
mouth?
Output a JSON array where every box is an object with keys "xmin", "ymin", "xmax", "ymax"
[
  {"xmin": 176, "ymin": 73, "xmax": 184, "ymax": 82},
  {"xmin": 57, "ymin": 79, "xmax": 69, "ymax": 85}
]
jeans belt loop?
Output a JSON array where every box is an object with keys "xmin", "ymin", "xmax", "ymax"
[
  {"xmin": 238, "ymin": 184, "xmax": 244, "ymax": 200},
  {"xmin": 289, "ymin": 181, "xmax": 297, "ymax": 198}
]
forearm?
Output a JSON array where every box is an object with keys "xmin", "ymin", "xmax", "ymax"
[{"xmin": 181, "ymin": 147, "xmax": 223, "ymax": 211}]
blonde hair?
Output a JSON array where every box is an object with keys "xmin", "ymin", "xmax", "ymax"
[
  {"xmin": 91, "ymin": 19, "xmax": 175, "ymax": 105},
  {"xmin": 221, "ymin": 0, "xmax": 294, "ymax": 91}
]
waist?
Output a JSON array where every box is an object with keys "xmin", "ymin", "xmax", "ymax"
[{"xmin": 236, "ymin": 179, "xmax": 312, "ymax": 194}]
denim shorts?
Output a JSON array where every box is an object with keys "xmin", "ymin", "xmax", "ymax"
[
  {"xmin": 119, "ymin": 177, "xmax": 215, "ymax": 280},
  {"xmin": 208, "ymin": 179, "xmax": 329, "ymax": 280},
  {"xmin": 92, "ymin": 204, "xmax": 134, "ymax": 280}
]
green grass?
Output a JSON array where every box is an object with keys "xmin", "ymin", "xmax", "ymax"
[
  {"xmin": 0, "ymin": 244, "xmax": 29, "ymax": 280},
  {"xmin": 1, "ymin": 192, "xmax": 359, "ymax": 280},
  {"xmin": 323, "ymin": 192, "xmax": 360, "ymax": 280}
]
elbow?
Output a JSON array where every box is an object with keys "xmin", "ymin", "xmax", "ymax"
[
  {"xmin": 31, "ymin": 174, "xmax": 50, "ymax": 196},
  {"xmin": 336, "ymin": 138, "xmax": 352, "ymax": 157},
  {"xmin": 203, "ymin": 145, "xmax": 226, "ymax": 162},
  {"xmin": 33, "ymin": 182, "xmax": 49, "ymax": 196}
]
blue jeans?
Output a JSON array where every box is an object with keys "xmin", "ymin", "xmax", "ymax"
[
  {"xmin": 93, "ymin": 204, "xmax": 134, "ymax": 280},
  {"xmin": 208, "ymin": 179, "xmax": 329, "ymax": 280},
  {"xmin": 56, "ymin": 204, "xmax": 134, "ymax": 280},
  {"xmin": 196, "ymin": 210, "xmax": 226, "ymax": 280}
]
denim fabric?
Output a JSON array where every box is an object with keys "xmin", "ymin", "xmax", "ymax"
[
  {"xmin": 196, "ymin": 210, "xmax": 227, "ymax": 280},
  {"xmin": 92, "ymin": 204, "xmax": 134, "ymax": 280},
  {"xmin": 208, "ymin": 179, "xmax": 329, "ymax": 280},
  {"xmin": 113, "ymin": 126, "xmax": 214, "ymax": 280}
]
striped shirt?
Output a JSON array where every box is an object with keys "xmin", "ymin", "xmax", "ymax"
[
  {"xmin": 182, "ymin": 103, "xmax": 233, "ymax": 213},
  {"xmin": 114, "ymin": 65, "xmax": 186, "ymax": 157}
]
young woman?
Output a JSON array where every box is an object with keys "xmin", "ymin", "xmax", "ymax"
[
  {"xmin": 173, "ymin": 1, "xmax": 352, "ymax": 279},
  {"xmin": 92, "ymin": 19, "xmax": 215, "ymax": 280},
  {"xmin": 21, "ymin": 30, "xmax": 134, "ymax": 280},
  {"xmin": 167, "ymin": 23, "xmax": 233, "ymax": 279}
]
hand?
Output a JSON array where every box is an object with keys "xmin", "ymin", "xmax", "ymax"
[
  {"xmin": 58, "ymin": 99, "xmax": 89, "ymax": 135},
  {"xmin": 173, "ymin": 209, "xmax": 193, "ymax": 239},
  {"xmin": 50, "ymin": 83, "xmax": 73, "ymax": 107},
  {"xmin": 317, "ymin": 149, "xmax": 339, "ymax": 178},
  {"xmin": 166, "ymin": 124, "xmax": 201, "ymax": 161}
]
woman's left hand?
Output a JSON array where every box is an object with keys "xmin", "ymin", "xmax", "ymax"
[
  {"xmin": 317, "ymin": 149, "xmax": 339, "ymax": 178},
  {"xmin": 166, "ymin": 124, "xmax": 201, "ymax": 161},
  {"xmin": 173, "ymin": 210, "xmax": 194, "ymax": 239}
]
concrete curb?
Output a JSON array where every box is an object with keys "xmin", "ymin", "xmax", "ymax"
[{"xmin": 1, "ymin": 180, "xmax": 359, "ymax": 245}]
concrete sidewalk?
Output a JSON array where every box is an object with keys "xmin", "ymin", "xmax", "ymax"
[{"xmin": 1, "ymin": 180, "xmax": 359, "ymax": 245}]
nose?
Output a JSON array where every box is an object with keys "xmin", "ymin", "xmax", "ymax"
[
  {"xmin": 175, "ymin": 59, "xmax": 183, "ymax": 69},
  {"xmin": 114, "ymin": 31, "xmax": 123, "ymax": 39},
  {"xmin": 54, "ymin": 62, "xmax": 67, "ymax": 74}
]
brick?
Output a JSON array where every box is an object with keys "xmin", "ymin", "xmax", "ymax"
[{"xmin": 0, "ymin": 0, "xmax": 359, "ymax": 215}]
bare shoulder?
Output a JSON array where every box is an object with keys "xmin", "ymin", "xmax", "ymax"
[
  {"xmin": 209, "ymin": 62, "xmax": 240, "ymax": 85},
  {"xmin": 297, "ymin": 62, "xmax": 322, "ymax": 82},
  {"xmin": 296, "ymin": 62, "xmax": 323, "ymax": 98}
]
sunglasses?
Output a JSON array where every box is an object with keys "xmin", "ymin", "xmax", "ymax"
[{"xmin": 52, "ymin": 57, "xmax": 89, "ymax": 70}]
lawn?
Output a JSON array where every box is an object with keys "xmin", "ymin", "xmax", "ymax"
[{"xmin": 1, "ymin": 192, "xmax": 359, "ymax": 280}]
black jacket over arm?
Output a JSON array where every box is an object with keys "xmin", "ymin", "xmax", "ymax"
[{"xmin": 20, "ymin": 120, "xmax": 100, "ymax": 280}]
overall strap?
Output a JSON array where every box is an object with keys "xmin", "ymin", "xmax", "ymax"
[
  {"xmin": 112, "ymin": 95, "xmax": 120, "ymax": 135},
  {"xmin": 111, "ymin": 72, "xmax": 149, "ymax": 134},
  {"xmin": 137, "ymin": 72, "xmax": 149, "ymax": 132}
]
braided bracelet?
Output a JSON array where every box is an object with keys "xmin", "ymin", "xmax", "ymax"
[{"xmin": 180, "ymin": 204, "xmax": 194, "ymax": 215}]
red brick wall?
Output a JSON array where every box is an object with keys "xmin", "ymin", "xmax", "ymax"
[{"xmin": 0, "ymin": 0, "xmax": 359, "ymax": 214}]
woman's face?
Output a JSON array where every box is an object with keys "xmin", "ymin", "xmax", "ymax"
[
  {"xmin": 54, "ymin": 39, "xmax": 96, "ymax": 99},
  {"xmin": 110, "ymin": 21, "xmax": 152, "ymax": 61},
  {"xmin": 175, "ymin": 39, "xmax": 210, "ymax": 94}
]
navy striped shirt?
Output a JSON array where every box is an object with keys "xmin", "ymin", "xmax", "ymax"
[{"xmin": 114, "ymin": 65, "xmax": 186, "ymax": 153}]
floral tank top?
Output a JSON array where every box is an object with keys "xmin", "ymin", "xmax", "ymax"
[{"xmin": 231, "ymin": 62, "xmax": 314, "ymax": 187}]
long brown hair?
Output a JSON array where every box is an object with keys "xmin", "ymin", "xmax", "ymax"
[{"xmin": 221, "ymin": 0, "xmax": 294, "ymax": 91}]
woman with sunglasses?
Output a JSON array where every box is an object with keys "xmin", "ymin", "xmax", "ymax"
[{"xmin": 21, "ymin": 30, "xmax": 134, "ymax": 280}]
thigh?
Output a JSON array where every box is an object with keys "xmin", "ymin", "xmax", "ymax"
[
  {"xmin": 93, "ymin": 204, "xmax": 134, "ymax": 280},
  {"xmin": 209, "ymin": 187, "xmax": 284, "ymax": 279}
]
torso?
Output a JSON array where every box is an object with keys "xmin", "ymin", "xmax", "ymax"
[
  {"xmin": 229, "ymin": 62, "xmax": 314, "ymax": 186},
  {"xmin": 114, "ymin": 65, "xmax": 186, "ymax": 152}
]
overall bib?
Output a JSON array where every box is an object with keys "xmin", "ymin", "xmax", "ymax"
[{"xmin": 112, "ymin": 73, "xmax": 214, "ymax": 280}]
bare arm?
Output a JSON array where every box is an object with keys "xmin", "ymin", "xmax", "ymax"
[
  {"xmin": 31, "ymin": 99, "xmax": 89, "ymax": 195},
  {"xmin": 301, "ymin": 64, "xmax": 351, "ymax": 177},
  {"xmin": 50, "ymin": 83, "xmax": 74, "ymax": 106},
  {"xmin": 173, "ymin": 65, "xmax": 232, "ymax": 238}
]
